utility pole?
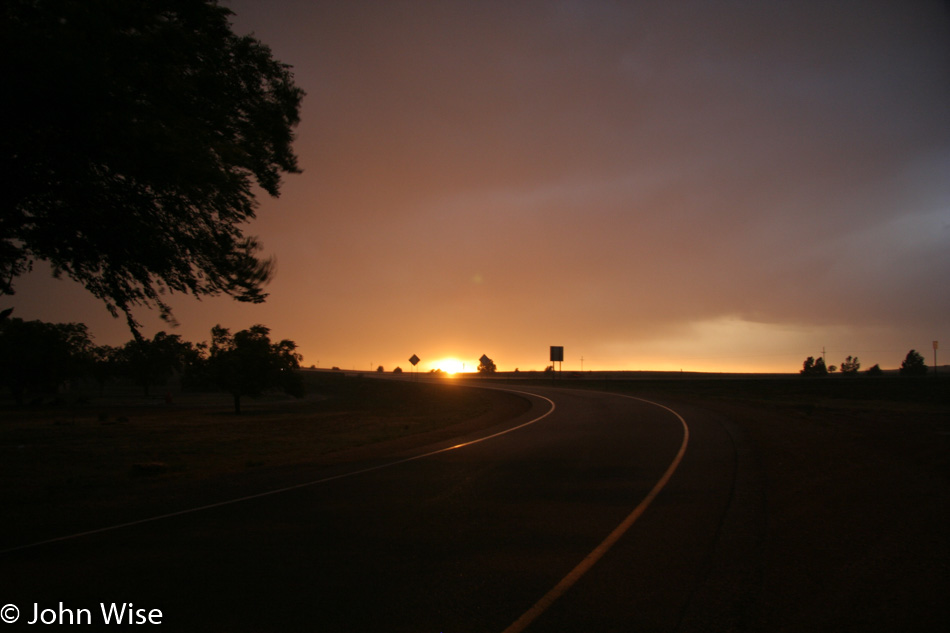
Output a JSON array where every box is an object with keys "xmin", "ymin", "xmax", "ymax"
[
  {"xmin": 934, "ymin": 341, "xmax": 939, "ymax": 375},
  {"xmin": 581, "ymin": 356, "xmax": 584, "ymax": 372}
]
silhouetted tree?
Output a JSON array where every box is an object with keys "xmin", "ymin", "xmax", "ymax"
[
  {"xmin": 840, "ymin": 355, "xmax": 861, "ymax": 374},
  {"xmin": 208, "ymin": 325, "xmax": 303, "ymax": 414},
  {"xmin": 478, "ymin": 356, "xmax": 497, "ymax": 374},
  {"xmin": 117, "ymin": 331, "xmax": 192, "ymax": 396},
  {"xmin": 89, "ymin": 344, "xmax": 122, "ymax": 396},
  {"xmin": 801, "ymin": 356, "xmax": 829, "ymax": 376},
  {"xmin": 0, "ymin": 318, "xmax": 93, "ymax": 404},
  {"xmin": 393, "ymin": 367, "xmax": 403, "ymax": 374},
  {"xmin": 799, "ymin": 357, "xmax": 813, "ymax": 375},
  {"xmin": 179, "ymin": 341, "xmax": 212, "ymax": 392},
  {"xmin": 865, "ymin": 363, "xmax": 883, "ymax": 376},
  {"xmin": 900, "ymin": 349, "xmax": 928, "ymax": 376},
  {"xmin": 2, "ymin": 0, "xmax": 304, "ymax": 335}
]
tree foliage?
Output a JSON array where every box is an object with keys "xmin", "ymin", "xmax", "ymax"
[
  {"xmin": 2, "ymin": 0, "xmax": 304, "ymax": 333},
  {"xmin": 800, "ymin": 356, "xmax": 828, "ymax": 376},
  {"xmin": 899, "ymin": 349, "xmax": 928, "ymax": 376},
  {"xmin": 840, "ymin": 355, "xmax": 861, "ymax": 374},
  {"xmin": 208, "ymin": 324, "xmax": 302, "ymax": 413},
  {"xmin": 88, "ymin": 344, "xmax": 122, "ymax": 395},
  {"xmin": 117, "ymin": 331, "xmax": 193, "ymax": 396},
  {"xmin": 478, "ymin": 356, "xmax": 497, "ymax": 374},
  {"xmin": 0, "ymin": 317, "xmax": 94, "ymax": 404}
]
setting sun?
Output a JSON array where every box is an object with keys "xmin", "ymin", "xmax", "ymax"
[{"xmin": 433, "ymin": 358, "xmax": 466, "ymax": 374}]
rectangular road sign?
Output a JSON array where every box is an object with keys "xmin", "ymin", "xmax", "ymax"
[{"xmin": 550, "ymin": 346, "xmax": 564, "ymax": 363}]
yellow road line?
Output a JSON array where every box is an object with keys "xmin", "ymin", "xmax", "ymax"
[{"xmin": 501, "ymin": 393, "xmax": 689, "ymax": 633}]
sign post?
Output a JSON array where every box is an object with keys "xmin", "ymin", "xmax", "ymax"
[
  {"xmin": 409, "ymin": 354, "xmax": 420, "ymax": 380},
  {"xmin": 550, "ymin": 346, "xmax": 564, "ymax": 377}
]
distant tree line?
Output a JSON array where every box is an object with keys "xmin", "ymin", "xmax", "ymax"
[
  {"xmin": 800, "ymin": 350, "xmax": 929, "ymax": 377},
  {"xmin": 0, "ymin": 317, "xmax": 302, "ymax": 413}
]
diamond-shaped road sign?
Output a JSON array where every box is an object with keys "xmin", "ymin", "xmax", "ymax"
[
  {"xmin": 409, "ymin": 354, "xmax": 420, "ymax": 366},
  {"xmin": 479, "ymin": 354, "xmax": 490, "ymax": 365}
]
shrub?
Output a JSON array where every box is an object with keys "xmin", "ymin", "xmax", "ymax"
[
  {"xmin": 840, "ymin": 355, "xmax": 861, "ymax": 374},
  {"xmin": 899, "ymin": 350, "xmax": 928, "ymax": 376}
]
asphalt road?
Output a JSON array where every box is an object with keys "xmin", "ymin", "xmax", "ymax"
[{"xmin": 1, "ymin": 384, "xmax": 762, "ymax": 632}]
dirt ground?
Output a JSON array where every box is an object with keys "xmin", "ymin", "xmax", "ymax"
[
  {"xmin": 620, "ymin": 378, "xmax": 950, "ymax": 632},
  {"xmin": 0, "ymin": 380, "xmax": 529, "ymax": 549}
]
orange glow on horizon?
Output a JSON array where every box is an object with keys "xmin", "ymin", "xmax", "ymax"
[{"xmin": 431, "ymin": 357, "xmax": 468, "ymax": 374}]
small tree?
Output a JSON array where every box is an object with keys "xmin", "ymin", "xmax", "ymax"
[
  {"xmin": 800, "ymin": 356, "xmax": 828, "ymax": 376},
  {"xmin": 477, "ymin": 356, "xmax": 497, "ymax": 374},
  {"xmin": 866, "ymin": 364, "xmax": 883, "ymax": 376},
  {"xmin": 900, "ymin": 349, "xmax": 928, "ymax": 376},
  {"xmin": 801, "ymin": 356, "xmax": 815, "ymax": 375},
  {"xmin": 840, "ymin": 355, "xmax": 860, "ymax": 374},
  {"xmin": 208, "ymin": 324, "xmax": 303, "ymax": 414}
]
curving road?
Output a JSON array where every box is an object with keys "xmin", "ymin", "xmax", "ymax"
[{"xmin": 1, "ymin": 384, "xmax": 763, "ymax": 632}]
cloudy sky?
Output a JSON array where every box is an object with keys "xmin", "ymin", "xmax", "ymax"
[{"xmin": 13, "ymin": 0, "xmax": 950, "ymax": 373}]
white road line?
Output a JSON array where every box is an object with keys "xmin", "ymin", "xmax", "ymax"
[
  {"xmin": 1, "ymin": 390, "xmax": 556, "ymax": 556},
  {"xmin": 501, "ymin": 392, "xmax": 690, "ymax": 633}
]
